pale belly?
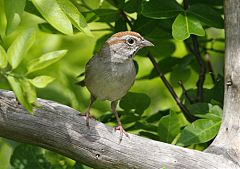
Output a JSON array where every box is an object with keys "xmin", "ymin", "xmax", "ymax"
[{"xmin": 85, "ymin": 59, "xmax": 136, "ymax": 101}]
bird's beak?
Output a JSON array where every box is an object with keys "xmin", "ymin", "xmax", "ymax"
[{"xmin": 141, "ymin": 39, "xmax": 154, "ymax": 47}]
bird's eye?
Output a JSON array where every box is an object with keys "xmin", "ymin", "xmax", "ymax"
[{"xmin": 127, "ymin": 38, "xmax": 135, "ymax": 45}]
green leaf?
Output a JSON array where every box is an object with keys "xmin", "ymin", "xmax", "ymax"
[
  {"xmin": 149, "ymin": 57, "xmax": 181, "ymax": 79},
  {"xmin": 189, "ymin": 0, "xmax": 223, "ymax": 6},
  {"xmin": 19, "ymin": 79, "xmax": 37, "ymax": 104},
  {"xmin": 188, "ymin": 4, "xmax": 224, "ymax": 29},
  {"xmin": 0, "ymin": 141, "xmax": 12, "ymax": 169},
  {"xmin": 7, "ymin": 28, "xmax": 36, "ymax": 69},
  {"xmin": 172, "ymin": 13, "xmax": 205, "ymax": 40},
  {"xmin": 0, "ymin": 0, "xmax": 7, "ymax": 36},
  {"xmin": 27, "ymin": 50, "xmax": 67, "ymax": 74},
  {"xmin": 38, "ymin": 23, "xmax": 62, "ymax": 34},
  {"xmin": 139, "ymin": 131, "xmax": 160, "ymax": 141},
  {"xmin": 4, "ymin": 0, "xmax": 26, "ymax": 35},
  {"xmin": 177, "ymin": 119, "xmax": 221, "ymax": 146},
  {"xmin": 10, "ymin": 144, "xmax": 52, "ymax": 169},
  {"xmin": 114, "ymin": 18, "xmax": 127, "ymax": 32},
  {"xmin": 6, "ymin": 76, "xmax": 32, "ymax": 112},
  {"xmin": 0, "ymin": 45, "xmax": 7, "ymax": 69},
  {"xmin": 120, "ymin": 92, "xmax": 151, "ymax": 114},
  {"xmin": 56, "ymin": 0, "xmax": 92, "ymax": 36},
  {"xmin": 30, "ymin": 76, "xmax": 55, "ymax": 88},
  {"xmin": 124, "ymin": 0, "xmax": 142, "ymax": 13},
  {"xmin": 148, "ymin": 40, "xmax": 176, "ymax": 58},
  {"xmin": 158, "ymin": 111, "xmax": 180, "ymax": 143},
  {"xmin": 142, "ymin": 0, "xmax": 183, "ymax": 19},
  {"xmin": 93, "ymin": 9, "xmax": 119, "ymax": 22},
  {"xmin": 94, "ymin": 34, "xmax": 112, "ymax": 53},
  {"xmin": 170, "ymin": 67, "xmax": 191, "ymax": 87},
  {"xmin": 146, "ymin": 110, "xmax": 169, "ymax": 123},
  {"xmin": 32, "ymin": 0, "xmax": 73, "ymax": 35},
  {"xmin": 106, "ymin": 0, "xmax": 125, "ymax": 9},
  {"xmin": 121, "ymin": 113, "xmax": 141, "ymax": 124},
  {"xmin": 188, "ymin": 103, "xmax": 222, "ymax": 121}
]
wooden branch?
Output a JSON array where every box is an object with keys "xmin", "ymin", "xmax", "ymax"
[
  {"xmin": 0, "ymin": 90, "xmax": 237, "ymax": 169},
  {"xmin": 205, "ymin": 0, "xmax": 240, "ymax": 166}
]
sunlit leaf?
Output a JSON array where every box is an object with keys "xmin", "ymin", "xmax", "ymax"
[
  {"xmin": 172, "ymin": 13, "xmax": 205, "ymax": 40},
  {"xmin": 4, "ymin": 0, "xmax": 26, "ymax": 35},
  {"xmin": 32, "ymin": 0, "xmax": 73, "ymax": 35},
  {"xmin": 177, "ymin": 119, "xmax": 221, "ymax": 146},
  {"xmin": 56, "ymin": 0, "xmax": 92, "ymax": 36},
  {"xmin": 27, "ymin": 50, "xmax": 67, "ymax": 73},
  {"xmin": 30, "ymin": 76, "xmax": 55, "ymax": 88},
  {"xmin": 188, "ymin": 103, "xmax": 222, "ymax": 121},
  {"xmin": 38, "ymin": 23, "xmax": 62, "ymax": 34},
  {"xmin": 19, "ymin": 79, "xmax": 37, "ymax": 104},
  {"xmin": 6, "ymin": 76, "xmax": 32, "ymax": 112},
  {"xmin": 7, "ymin": 28, "xmax": 36, "ymax": 69},
  {"xmin": 142, "ymin": 0, "xmax": 183, "ymax": 19},
  {"xmin": 158, "ymin": 111, "xmax": 180, "ymax": 143},
  {"xmin": 0, "ymin": 45, "xmax": 7, "ymax": 69},
  {"xmin": 0, "ymin": 0, "xmax": 7, "ymax": 36}
]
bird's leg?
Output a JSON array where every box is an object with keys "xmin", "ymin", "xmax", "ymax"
[
  {"xmin": 83, "ymin": 94, "xmax": 96, "ymax": 127},
  {"xmin": 111, "ymin": 101, "xmax": 129, "ymax": 141}
]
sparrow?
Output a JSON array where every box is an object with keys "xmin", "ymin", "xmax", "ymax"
[{"xmin": 83, "ymin": 31, "xmax": 153, "ymax": 140}]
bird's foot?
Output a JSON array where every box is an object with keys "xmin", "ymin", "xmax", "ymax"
[
  {"xmin": 80, "ymin": 112, "xmax": 95, "ymax": 127},
  {"xmin": 115, "ymin": 125, "xmax": 129, "ymax": 143}
]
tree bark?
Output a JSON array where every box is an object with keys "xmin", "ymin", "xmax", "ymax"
[
  {"xmin": 0, "ymin": 90, "xmax": 237, "ymax": 169},
  {"xmin": 205, "ymin": 0, "xmax": 240, "ymax": 166}
]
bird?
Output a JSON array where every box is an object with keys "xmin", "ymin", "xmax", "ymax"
[{"xmin": 83, "ymin": 31, "xmax": 153, "ymax": 140}]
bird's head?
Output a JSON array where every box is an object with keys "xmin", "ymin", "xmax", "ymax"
[{"xmin": 100, "ymin": 31, "xmax": 154, "ymax": 62}]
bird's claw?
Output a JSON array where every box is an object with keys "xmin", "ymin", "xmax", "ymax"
[{"xmin": 115, "ymin": 125, "xmax": 129, "ymax": 143}]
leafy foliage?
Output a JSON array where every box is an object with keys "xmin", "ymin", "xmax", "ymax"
[{"xmin": 0, "ymin": 0, "xmax": 225, "ymax": 168}]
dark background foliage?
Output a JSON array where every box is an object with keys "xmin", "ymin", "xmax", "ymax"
[{"xmin": 0, "ymin": 0, "xmax": 224, "ymax": 168}]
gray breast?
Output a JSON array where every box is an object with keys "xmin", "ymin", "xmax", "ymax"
[{"xmin": 85, "ymin": 57, "xmax": 136, "ymax": 101}]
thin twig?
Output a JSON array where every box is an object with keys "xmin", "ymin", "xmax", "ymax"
[
  {"xmin": 119, "ymin": 10, "xmax": 133, "ymax": 29},
  {"xmin": 147, "ymin": 52, "xmax": 195, "ymax": 122},
  {"xmin": 205, "ymin": 53, "xmax": 216, "ymax": 83},
  {"xmin": 178, "ymin": 80, "xmax": 194, "ymax": 104},
  {"xmin": 183, "ymin": 0, "xmax": 189, "ymax": 10},
  {"xmin": 183, "ymin": 0, "xmax": 206, "ymax": 102},
  {"xmin": 191, "ymin": 35, "xmax": 206, "ymax": 102}
]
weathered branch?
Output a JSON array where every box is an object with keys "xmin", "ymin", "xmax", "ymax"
[{"xmin": 0, "ymin": 90, "xmax": 237, "ymax": 169}]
